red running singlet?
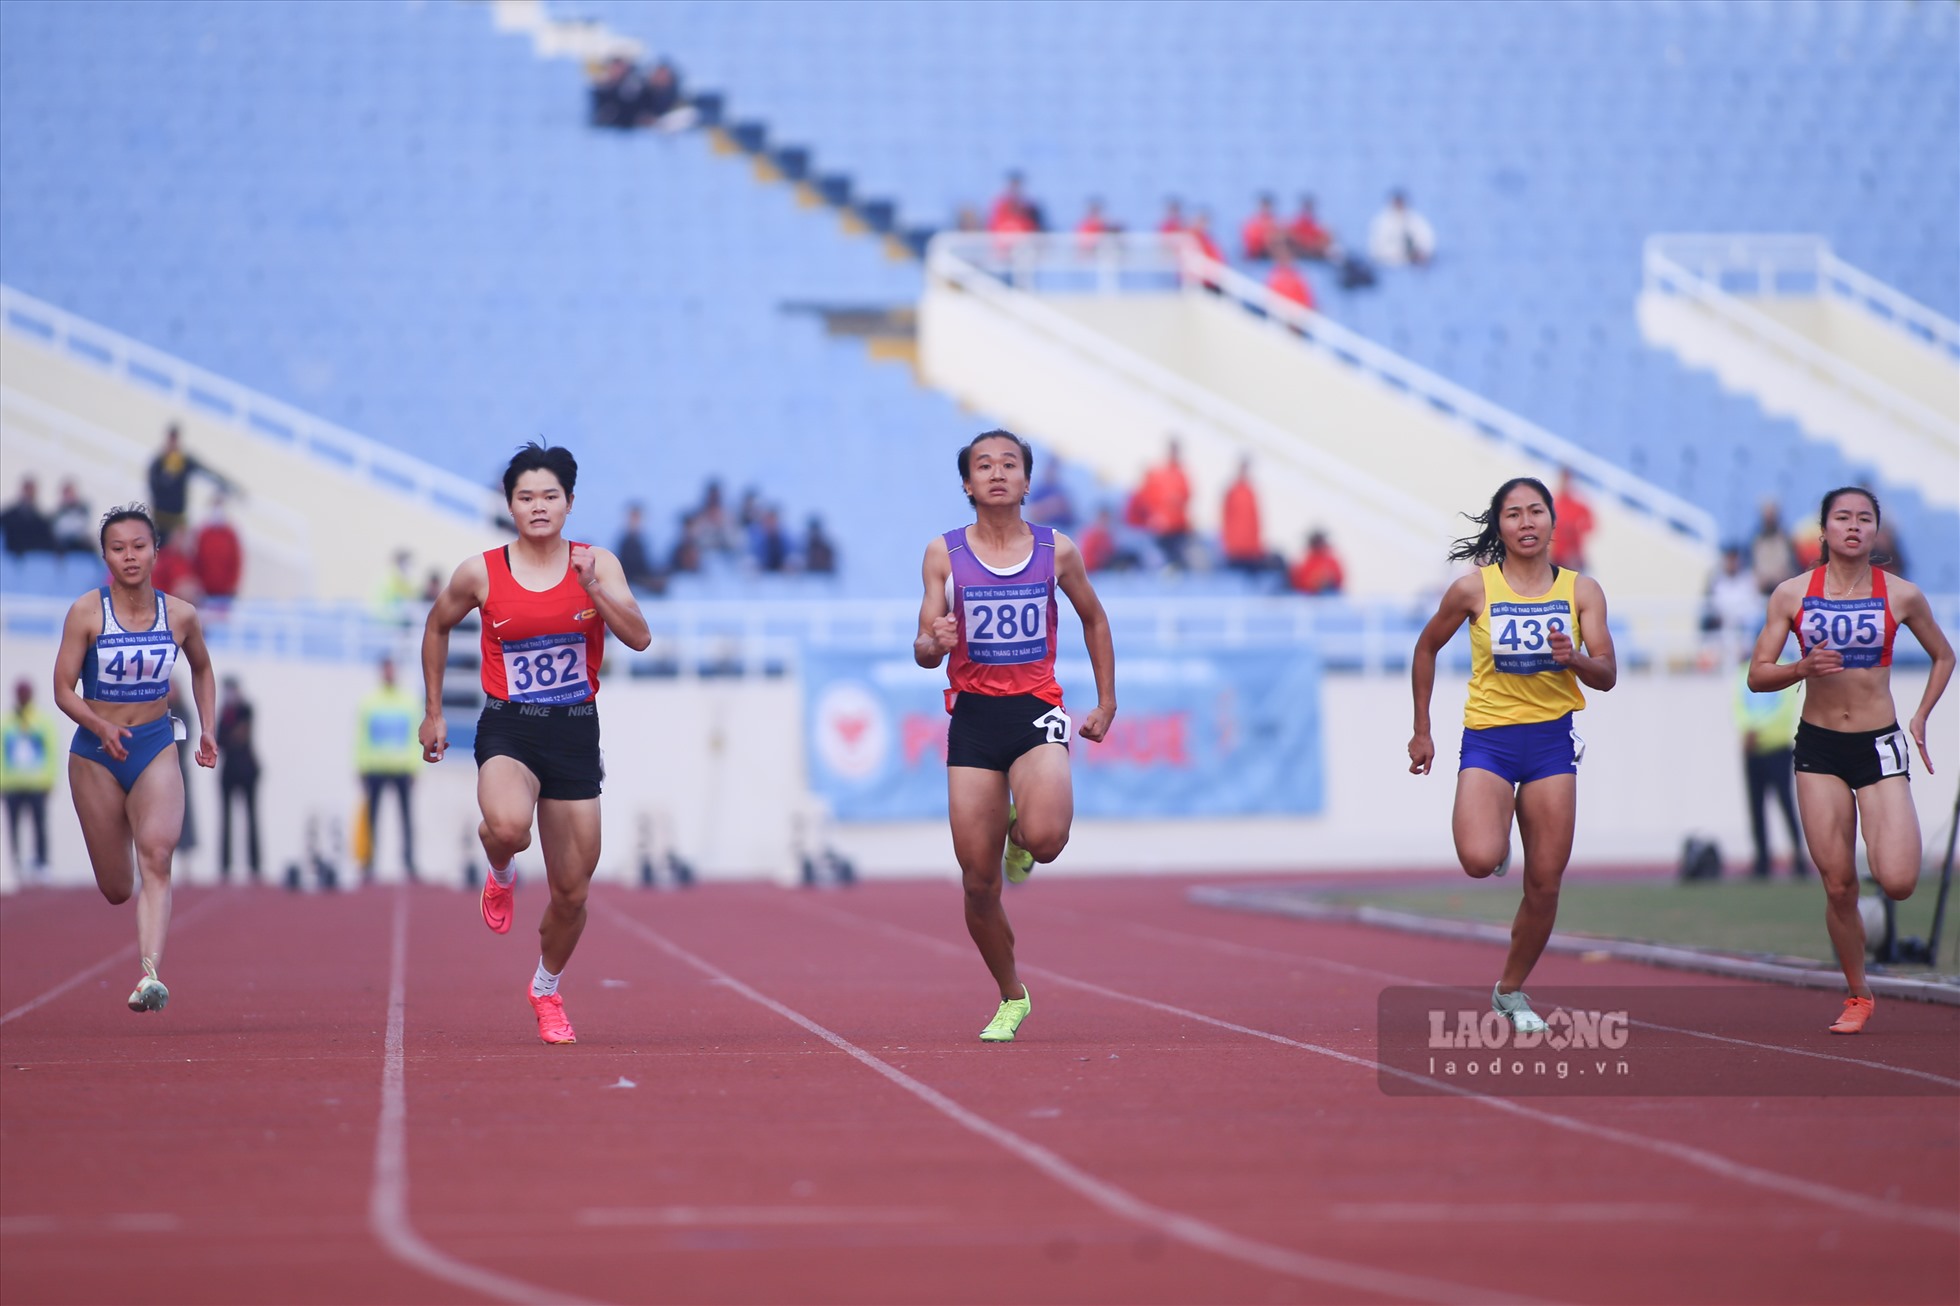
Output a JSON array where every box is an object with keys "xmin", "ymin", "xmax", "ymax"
[
  {"xmin": 943, "ymin": 524, "xmax": 1063, "ymax": 707},
  {"xmin": 478, "ymin": 544, "xmax": 605, "ymax": 704},
  {"xmin": 1792, "ymin": 566, "xmax": 1897, "ymax": 670}
]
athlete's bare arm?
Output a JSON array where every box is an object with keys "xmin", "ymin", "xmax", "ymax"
[
  {"xmin": 1053, "ymin": 532, "xmax": 1116, "ymax": 743},
  {"xmin": 571, "ymin": 545, "xmax": 652, "ymax": 652},
  {"xmin": 1553, "ymin": 576, "xmax": 1617, "ymax": 693},
  {"xmin": 419, "ymin": 554, "xmax": 489, "ymax": 763},
  {"xmin": 914, "ymin": 537, "xmax": 956, "ymax": 670},
  {"xmin": 1890, "ymin": 576, "xmax": 1955, "ymax": 772},
  {"xmin": 171, "ymin": 597, "xmax": 219, "ymax": 768},
  {"xmin": 51, "ymin": 594, "xmax": 125, "ymax": 759},
  {"xmin": 1748, "ymin": 575, "xmax": 1840, "ymax": 693},
  {"xmin": 1407, "ymin": 572, "xmax": 1483, "ymax": 776}
]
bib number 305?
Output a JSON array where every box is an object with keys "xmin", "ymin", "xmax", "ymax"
[{"xmin": 503, "ymin": 633, "xmax": 589, "ymax": 705}]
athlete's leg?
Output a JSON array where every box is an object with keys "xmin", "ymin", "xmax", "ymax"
[
  {"xmin": 534, "ymin": 797, "xmax": 601, "ymax": 975},
  {"xmin": 477, "ymin": 756, "xmax": 539, "ymax": 871},
  {"xmin": 948, "ymin": 766, "xmax": 1023, "ymax": 1000},
  {"xmin": 1452, "ymin": 767, "xmax": 1516, "ymax": 878},
  {"xmin": 1499, "ymin": 773, "xmax": 1576, "ymax": 992},
  {"xmin": 1005, "ymin": 743, "xmax": 1072, "ymax": 864},
  {"xmin": 69, "ymin": 756, "xmax": 136, "ymax": 904},
  {"xmin": 1856, "ymin": 776, "xmax": 1921, "ymax": 902},
  {"xmin": 123, "ymin": 748, "xmax": 186, "ymax": 970},
  {"xmin": 1796, "ymin": 772, "xmax": 1866, "ymax": 995}
]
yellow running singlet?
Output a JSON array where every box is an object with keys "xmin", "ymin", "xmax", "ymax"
[{"xmin": 1465, "ymin": 564, "xmax": 1586, "ymax": 729}]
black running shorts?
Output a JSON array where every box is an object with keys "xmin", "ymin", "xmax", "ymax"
[
  {"xmin": 945, "ymin": 691, "xmax": 1071, "ymax": 773},
  {"xmin": 1793, "ymin": 720, "xmax": 1910, "ymax": 791},
  {"xmin": 474, "ymin": 697, "xmax": 604, "ymax": 800}
]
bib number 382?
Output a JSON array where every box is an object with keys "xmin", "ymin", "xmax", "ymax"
[{"xmin": 503, "ymin": 633, "xmax": 589, "ymax": 704}]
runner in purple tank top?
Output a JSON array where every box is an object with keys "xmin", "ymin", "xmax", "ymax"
[{"xmin": 915, "ymin": 431, "xmax": 1117, "ymax": 1042}]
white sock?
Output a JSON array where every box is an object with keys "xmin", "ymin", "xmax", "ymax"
[
  {"xmin": 530, "ymin": 958, "xmax": 561, "ymax": 998},
  {"xmin": 489, "ymin": 862, "xmax": 515, "ymax": 887}
]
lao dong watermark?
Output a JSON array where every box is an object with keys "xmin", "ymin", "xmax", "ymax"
[{"xmin": 1375, "ymin": 986, "xmax": 1960, "ymax": 1098}]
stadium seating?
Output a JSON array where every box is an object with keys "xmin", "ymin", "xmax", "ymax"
[{"xmin": 1, "ymin": 0, "xmax": 1953, "ymax": 592}]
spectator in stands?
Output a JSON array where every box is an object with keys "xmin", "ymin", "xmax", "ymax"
[
  {"xmin": 1874, "ymin": 524, "xmax": 1907, "ymax": 578},
  {"xmin": 420, "ymin": 569, "xmax": 444, "ymax": 604},
  {"xmin": 688, "ymin": 479, "xmax": 742, "ymax": 562},
  {"xmin": 372, "ymin": 549, "xmax": 418, "ymax": 624},
  {"xmin": 49, "ymin": 480, "xmax": 92, "ymax": 557},
  {"xmin": 1075, "ymin": 197, "xmax": 1112, "ymax": 246},
  {"xmin": 2, "ymin": 680, "xmax": 59, "ymax": 882},
  {"xmin": 1027, "ymin": 459, "xmax": 1077, "ymax": 531},
  {"xmin": 1749, "ymin": 500, "xmax": 1797, "ymax": 595},
  {"xmin": 1158, "ymin": 197, "xmax": 1186, "ymax": 234},
  {"xmin": 1290, "ymin": 530, "xmax": 1345, "ymax": 595},
  {"xmin": 1286, "ymin": 194, "xmax": 1335, "ymax": 262},
  {"xmin": 749, "ymin": 505, "xmax": 791, "ymax": 573},
  {"xmin": 1550, "ymin": 469, "xmax": 1595, "ymax": 571},
  {"xmin": 1790, "ymin": 518, "xmax": 1824, "ymax": 572},
  {"xmin": 217, "ymin": 676, "xmax": 261, "ymax": 883},
  {"xmin": 1241, "ymin": 193, "xmax": 1281, "ymax": 261},
  {"xmin": 1702, "ymin": 545, "xmax": 1763, "ymax": 668},
  {"xmin": 668, "ymin": 523, "xmax": 702, "ymax": 576},
  {"xmin": 589, "ymin": 56, "xmax": 637, "ymax": 129},
  {"xmin": 615, "ymin": 502, "xmax": 663, "ymax": 594},
  {"xmin": 356, "ymin": 657, "xmax": 421, "ymax": 884},
  {"xmin": 954, "ymin": 205, "xmax": 983, "ymax": 233},
  {"xmin": 147, "ymin": 423, "xmax": 228, "ymax": 546},
  {"xmin": 152, "ymin": 531, "xmax": 200, "ymax": 601},
  {"xmin": 988, "ymin": 172, "xmax": 1039, "ymax": 235},
  {"xmin": 1267, "ymin": 245, "xmax": 1316, "ymax": 310},
  {"xmin": 802, "ymin": 515, "xmax": 837, "ymax": 575},
  {"xmin": 1221, "ymin": 458, "xmax": 1269, "ymax": 577},
  {"xmin": 1187, "ymin": 210, "xmax": 1226, "ymax": 275},
  {"xmin": 636, "ymin": 59, "xmax": 698, "ymax": 132},
  {"xmin": 193, "ymin": 495, "xmax": 243, "ymax": 604},
  {"xmin": 0, "ymin": 477, "xmax": 54, "ymax": 557},
  {"xmin": 1368, "ymin": 189, "xmax": 1436, "ymax": 267},
  {"xmin": 1139, "ymin": 439, "xmax": 1193, "ymax": 569},
  {"xmin": 1079, "ymin": 506, "xmax": 1115, "ymax": 572}
]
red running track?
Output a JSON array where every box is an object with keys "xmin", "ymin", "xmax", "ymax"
[{"xmin": 2, "ymin": 877, "xmax": 1956, "ymax": 1305}]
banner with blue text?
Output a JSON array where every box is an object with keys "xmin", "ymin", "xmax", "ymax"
[{"xmin": 802, "ymin": 647, "xmax": 1323, "ymax": 821}]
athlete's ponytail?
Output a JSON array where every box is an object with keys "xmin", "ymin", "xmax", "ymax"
[
  {"xmin": 1817, "ymin": 486, "xmax": 1888, "ymax": 567},
  {"xmin": 1447, "ymin": 477, "xmax": 1554, "ymax": 567},
  {"xmin": 97, "ymin": 503, "xmax": 158, "ymax": 552}
]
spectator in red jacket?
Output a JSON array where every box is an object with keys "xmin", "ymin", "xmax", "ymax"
[
  {"xmin": 989, "ymin": 171, "xmax": 1039, "ymax": 235},
  {"xmin": 193, "ymin": 496, "xmax": 243, "ymax": 602},
  {"xmin": 153, "ymin": 533, "xmax": 200, "ymax": 600},
  {"xmin": 1158, "ymin": 197, "xmax": 1186, "ymax": 234},
  {"xmin": 1286, "ymin": 194, "xmax": 1335, "ymax": 261},
  {"xmin": 1139, "ymin": 439, "xmax": 1193, "ymax": 569},
  {"xmin": 1076, "ymin": 197, "xmax": 1112, "ymax": 249},
  {"xmin": 1290, "ymin": 530, "xmax": 1345, "ymax": 595},
  {"xmin": 1550, "ymin": 469, "xmax": 1596, "ymax": 571},
  {"xmin": 1221, "ymin": 458, "xmax": 1267, "ymax": 576},
  {"xmin": 1241, "ymin": 193, "xmax": 1281, "ymax": 261},
  {"xmin": 1079, "ymin": 507, "xmax": 1115, "ymax": 573},
  {"xmin": 1268, "ymin": 246, "xmax": 1316, "ymax": 310}
]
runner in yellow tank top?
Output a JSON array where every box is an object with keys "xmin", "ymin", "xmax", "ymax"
[{"xmin": 1408, "ymin": 477, "xmax": 1619, "ymax": 1033}]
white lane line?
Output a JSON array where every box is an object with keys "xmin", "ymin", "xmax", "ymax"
[
  {"xmin": 371, "ymin": 887, "xmax": 604, "ymax": 1306},
  {"xmin": 1064, "ymin": 909, "xmax": 1960, "ymax": 1091},
  {"xmin": 785, "ymin": 896, "xmax": 1960, "ymax": 1237},
  {"xmin": 601, "ymin": 905, "xmax": 1541, "ymax": 1306},
  {"xmin": 0, "ymin": 893, "xmax": 230, "ymax": 1027},
  {"xmin": 578, "ymin": 1206, "xmax": 947, "ymax": 1227}
]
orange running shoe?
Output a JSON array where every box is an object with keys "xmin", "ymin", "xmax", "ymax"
[
  {"xmin": 480, "ymin": 871, "xmax": 514, "ymax": 935},
  {"xmin": 529, "ymin": 989, "xmax": 577, "ymax": 1044},
  {"xmin": 1829, "ymin": 995, "xmax": 1875, "ymax": 1034}
]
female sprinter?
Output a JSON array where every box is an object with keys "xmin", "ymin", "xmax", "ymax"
[
  {"xmin": 420, "ymin": 444, "xmax": 651, "ymax": 1044},
  {"xmin": 1749, "ymin": 487, "xmax": 1952, "ymax": 1033},
  {"xmin": 915, "ymin": 429, "xmax": 1116, "ymax": 1043},
  {"xmin": 1408, "ymin": 477, "xmax": 1617, "ymax": 1032},
  {"xmin": 52, "ymin": 505, "xmax": 219, "ymax": 1013}
]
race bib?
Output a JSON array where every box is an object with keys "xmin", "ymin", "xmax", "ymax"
[
  {"xmin": 1488, "ymin": 600, "xmax": 1572, "ymax": 675},
  {"xmin": 960, "ymin": 582, "xmax": 1050, "ymax": 666},
  {"xmin": 1874, "ymin": 729, "xmax": 1910, "ymax": 779},
  {"xmin": 1800, "ymin": 598, "xmax": 1886, "ymax": 669},
  {"xmin": 1033, "ymin": 705, "xmax": 1072, "ymax": 744},
  {"xmin": 93, "ymin": 631, "xmax": 178, "ymax": 702},
  {"xmin": 501, "ymin": 632, "xmax": 590, "ymax": 704}
]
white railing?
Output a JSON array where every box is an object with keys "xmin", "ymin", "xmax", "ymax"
[
  {"xmin": 1643, "ymin": 239, "xmax": 1958, "ymax": 450},
  {"xmin": 6, "ymin": 592, "xmax": 1952, "ymax": 675},
  {"xmin": 0, "ymin": 285, "xmax": 504, "ymax": 525},
  {"xmin": 1646, "ymin": 233, "xmax": 1960, "ymax": 360},
  {"xmin": 932, "ymin": 233, "xmax": 1720, "ymax": 547}
]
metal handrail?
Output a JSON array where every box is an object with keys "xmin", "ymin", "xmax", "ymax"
[
  {"xmin": 1645, "ymin": 233, "xmax": 1960, "ymax": 358},
  {"xmin": 0, "ymin": 284, "xmax": 504, "ymax": 525},
  {"xmin": 1643, "ymin": 242, "xmax": 1957, "ymax": 447},
  {"xmin": 933, "ymin": 233, "xmax": 1719, "ymax": 546}
]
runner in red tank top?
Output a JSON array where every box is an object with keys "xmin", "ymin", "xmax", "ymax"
[
  {"xmin": 420, "ymin": 444, "xmax": 651, "ymax": 1045},
  {"xmin": 1749, "ymin": 487, "xmax": 1953, "ymax": 1034},
  {"xmin": 915, "ymin": 430, "xmax": 1117, "ymax": 1043}
]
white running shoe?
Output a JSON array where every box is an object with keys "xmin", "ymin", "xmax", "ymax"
[
  {"xmin": 127, "ymin": 959, "xmax": 169, "ymax": 1013},
  {"xmin": 1492, "ymin": 984, "xmax": 1545, "ymax": 1033}
]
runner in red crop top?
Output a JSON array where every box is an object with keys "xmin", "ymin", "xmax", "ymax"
[{"xmin": 420, "ymin": 444, "xmax": 651, "ymax": 1045}]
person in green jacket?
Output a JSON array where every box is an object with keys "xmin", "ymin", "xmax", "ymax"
[
  {"xmin": 1735, "ymin": 654, "xmax": 1808, "ymax": 879},
  {"xmin": 3, "ymin": 680, "xmax": 61, "ymax": 880},
  {"xmin": 357, "ymin": 656, "xmax": 423, "ymax": 883}
]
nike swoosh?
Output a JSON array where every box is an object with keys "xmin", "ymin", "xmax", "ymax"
[{"xmin": 493, "ymin": 619, "xmax": 512, "ymax": 629}]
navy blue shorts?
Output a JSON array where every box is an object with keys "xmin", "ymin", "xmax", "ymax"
[
  {"xmin": 70, "ymin": 716, "xmax": 178, "ymax": 793},
  {"xmin": 1459, "ymin": 713, "xmax": 1583, "ymax": 787}
]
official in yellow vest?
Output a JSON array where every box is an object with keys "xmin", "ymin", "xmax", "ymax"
[
  {"xmin": 2, "ymin": 680, "xmax": 61, "ymax": 879},
  {"xmin": 1735, "ymin": 656, "xmax": 1807, "ymax": 879},
  {"xmin": 357, "ymin": 657, "xmax": 423, "ymax": 883}
]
